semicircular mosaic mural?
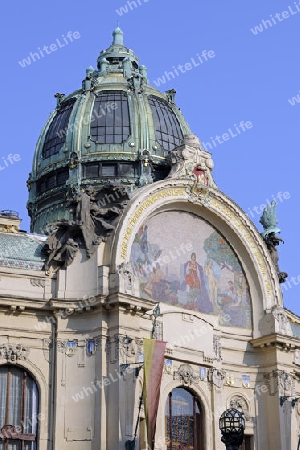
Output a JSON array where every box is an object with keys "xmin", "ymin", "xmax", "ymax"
[{"xmin": 129, "ymin": 211, "xmax": 252, "ymax": 328}]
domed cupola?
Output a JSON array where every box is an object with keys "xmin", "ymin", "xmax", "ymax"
[{"xmin": 27, "ymin": 27, "xmax": 191, "ymax": 233}]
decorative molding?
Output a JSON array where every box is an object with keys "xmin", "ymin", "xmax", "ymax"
[
  {"xmin": 263, "ymin": 370, "xmax": 295, "ymax": 397},
  {"xmin": 271, "ymin": 306, "xmax": 293, "ymax": 336},
  {"xmin": 294, "ymin": 349, "xmax": 300, "ymax": 366},
  {"xmin": 213, "ymin": 335, "xmax": 222, "ymax": 361},
  {"xmin": 208, "ymin": 368, "xmax": 225, "ymax": 388},
  {"xmin": 117, "ymin": 261, "xmax": 137, "ymax": 294},
  {"xmin": 152, "ymin": 320, "xmax": 163, "ymax": 341},
  {"xmin": 182, "ymin": 313, "xmax": 194, "ymax": 323},
  {"xmin": 229, "ymin": 396, "xmax": 251, "ymax": 421},
  {"xmin": 168, "ymin": 134, "xmax": 216, "ymax": 190},
  {"xmin": 173, "ymin": 363, "xmax": 199, "ymax": 385},
  {"xmin": 0, "ymin": 343, "xmax": 29, "ymax": 362},
  {"xmin": 30, "ymin": 278, "xmax": 46, "ymax": 288},
  {"xmin": 43, "ymin": 338, "xmax": 52, "ymax": 362},
  {"xmin": 56, "ymin": 340, "xmax": 78, "ymax": 356},
  {"xmin": 276, "ymin": 370, "xmax": 295, "ymax": 397}
]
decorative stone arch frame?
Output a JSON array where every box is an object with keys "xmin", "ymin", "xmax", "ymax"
[
  {"xmin": 0, "ymin": 359, "xmax": 49, "ymax": 440},
  {"xmin": 157, "ymin": 378, "xmax": 213, "ymax": 450},
  {"xmin": 109, "ymin": 180, "xmax": 282, "ymax": 337},
  {"xmin": 226, "ymin": 392, "xmax": 255, "ymax": 440}
]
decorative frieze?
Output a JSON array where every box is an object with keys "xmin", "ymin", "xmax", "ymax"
[
  {"xmin": 0, "ymin": 343, "xmax": 29, "ymax": 362},
  {"xmin": 271, "ymin": 306, "xmax": 293, "ymax": 336},
  {"xmin": 106, "ymin": 335, "xmax": 147, "ymax": 364},
  {"xmin": 294, "ymin": 349, "xmax": 300, "ymax": 366},
  {"xmin": 43, "ymin": 338, "xmax": 52, "ymax": 362},
  {"xmin": 117, "ymin": 261, "xmax": 136, "ymax": 294},
  {"xmin": 263, "ymin": 370, "xmax": 295, "ymax": 396},
  {"xmin": 30, "ymin": 278, "xmax": 46, "ymax": 288},
  {"xmin": 213, "ymin": 335, "xmax": 222, "ymax": 361}
]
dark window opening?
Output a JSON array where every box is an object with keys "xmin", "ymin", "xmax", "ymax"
[
  {"xmin": 90, "ymin": 91, "xmax": 131, "ymax": 144},
  {"xmin": 0, "ymin": 366, "xmax": 39, "ymax": 450},
  {"xmin": 83, "ymin": 162, "xmax": 136, "ymax": 179},
  {"xmin": 42, "ymin": 98, "xmax": 76, "ymax": 158},
  {"xmin": 36, "ymin": 168, "xmax": 69, "ymax": 195},
  {"xmin": 148, "ymin": 95, "xmax": 183, "ymax": 151},
  {"xmin": 166, "ymin": 388, "xmax": 203, "ymax": 450},
  {"xmin": 152, "ymin": 164, "xmax": 170, "ymax": 182},
  {"xmin": 106, "ymin": 57, "xmax": 125, "ymax": 65},
  {"xmin": 102, "ymin": 165, "xmax": 117, "ymax": 177}
]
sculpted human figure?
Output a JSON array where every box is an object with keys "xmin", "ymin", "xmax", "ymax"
[
  {"xmin": 260, "ymin": 201, "xmax": 288, "ymax": 283},
  {"xmin": 53, "ymin": 238, "xmax": 79, "ymax": 268}
]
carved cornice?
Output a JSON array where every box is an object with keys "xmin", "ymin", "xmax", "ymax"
[{"xmin": 251, "ymin": 334, "xmax": 300, "ymax": 350}]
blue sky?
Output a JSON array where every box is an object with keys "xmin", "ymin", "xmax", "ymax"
[{"xmin": 1, "ymin": 0, "xmax": 300, "ymax": 313}]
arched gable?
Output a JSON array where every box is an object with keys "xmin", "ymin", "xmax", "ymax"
[{"xmin": 109, "ymin": 179, "xmax": 282, "ymax": 338}]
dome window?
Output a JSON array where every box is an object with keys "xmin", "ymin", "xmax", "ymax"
[
  {"xmin": 148, "ymin": 95, "xmax": 183, "ymax": 151},
  {"xmin": 90, "ymin": 91, "xmax": 131, "ymax": 144},
  {"xmin": 82, "ymin": 162, "xmax": 136, "ymax": 179},
  {"xmin": 36, "ymin": 168, "xmax": 69, "ymax": 195},
  {"xmin": 42, "ymin": 98, "xmax": 76, "ymax": 158}
]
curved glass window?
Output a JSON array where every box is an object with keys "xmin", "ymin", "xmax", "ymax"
[
  {"xmin": 42, "ymin": 98, "xmax": 76, "ymax": 158},
  {"xmin": 0, "ymin": 365, "xmax": 39, "ymax": 450},
  {"xmin": 165, "ymin": 388, "xmax": 202, "ymax": 450},
  {"xmin": 82, "ymin": 162, "xmax": 136, "ymax": 179},
  {"xmin": 148, "ymin": 96, "xmax": 183, "ymax": 151},
  {"xmin": 36, "ymin": 168, "xmax": 69, "ymax": 195},
  {"xmin": 90, "ymin": 91, "xmax": 130, "ymax": 144}
]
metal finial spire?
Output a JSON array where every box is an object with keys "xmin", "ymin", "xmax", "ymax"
[{"xmin": 112, "ymin": 25, "xmax": 124, "ymax": 46}]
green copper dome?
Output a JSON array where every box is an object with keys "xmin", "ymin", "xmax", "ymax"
[{"xmin": 27, "ymin": 27, "xmax": 191, "ymax": 233}]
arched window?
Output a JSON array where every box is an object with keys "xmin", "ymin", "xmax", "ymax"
[
  {"xmin": 42, "ymin": 98, "xmax": 76, "ymax": 158},
  {"xmin": 90, "ymin": 90, "xmax": 131, "ymax": 144},
  {"xmin": 165, "ymin": 388, "xmax": 203, "ymax": 450},
  {"xmin": 0, "ymin": 366, "xmax": 39, "ymax": 450},
  {"xmin": 148, "ymin": 96, "xmax": 183, "ymax": 152}
]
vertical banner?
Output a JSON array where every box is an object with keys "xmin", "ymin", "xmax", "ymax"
[{"xmin": 143, "ymin": 338, "xmax": 166, "ymax": 450}]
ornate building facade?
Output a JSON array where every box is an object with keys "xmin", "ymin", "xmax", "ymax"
[{"xmin": 1, "ymin": 27, "xmax": 300, "ymax": 450}]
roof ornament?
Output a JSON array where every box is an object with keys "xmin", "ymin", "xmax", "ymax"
[
  {"xmin": 138, "ymin": 150, "xmax": 153, "ymax": 186},
  {"xmin": 168, "ymin": 134, "xmax": 217, "ymax": 203},
  {"xmin": 165, "ymin": 89, "xmax": 176, "ymax": 103},
  {"xmin": 260, "ymin": 201, "xmax": 288, "ymax": 283},
  {"xmin": 54, "ymin": 92, "xmax": 66, "ymax": 108},
  {"xmin": 112, "ymin": 25, "xmax": 124, "ymax": 46}
]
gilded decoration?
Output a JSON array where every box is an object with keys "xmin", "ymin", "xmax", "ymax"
[
  {"xmin": 209, "ymin": 195, "xmax": 278, "ymax": 306},
  {"xmin": 120, "ymin": 187, "xmax": 185, "ymax": 259}
]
